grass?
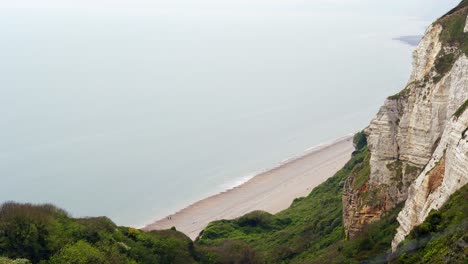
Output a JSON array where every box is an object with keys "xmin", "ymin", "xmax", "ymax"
[
  {"xmin": 387, "ymin": 160, "xmax": 403, "ymax": 182},
  {"xmin": 197, "ymin": 132, "xmax": 398, "ymax": 263},
  {"xmin": 437, "ymin": 2, "xmax": 468, "ymax": 56},
  {"xmin": 310, "ymin": 204, "xmax": 404, "ymax": 264},
  {"xmin": 391, "ymin": 184, "xmax": 468, "ymax": 263},
  {"xmin": 350, "ymin": 148, "xmax": 371, "ymax": 190},
  {"xmin": 434, "ymin": 53, "xmax": 456, "ymax": 79},
  {"xmin": 405, "ymin": 164, "xmax": 421, "ymax": 176},
  {"xmin": 432, "ymin": 2, "xmax": 468, "ymax": 82},
  {"xmin": 388, "ymin": 87, "xmax": 411, "ymax": 100}
]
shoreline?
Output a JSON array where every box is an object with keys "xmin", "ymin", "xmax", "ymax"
[{"xmin": 143, "ymin": 134, "xmax": 355, "ymax": 240}]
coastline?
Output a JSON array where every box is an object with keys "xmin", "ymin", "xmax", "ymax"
[{"xmin": 143, "ymin": 135, "xmax": 355, "ymax": 240}]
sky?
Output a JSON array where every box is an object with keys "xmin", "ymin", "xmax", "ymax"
[{"xmin": 0, "ymin": 0, "xmax": 460, "ymax": 19}]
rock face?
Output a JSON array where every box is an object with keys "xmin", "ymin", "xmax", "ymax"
[
  {"xmin": 465, "ymin": 11, "xmax": 468, "ymax": 33},
  {"xmin": 392, "ymin": 108, "xmax": 468, "ymax": 250},
  {"xmin": 343, "ymin": 3, "xmax": 468, "ymax": 244}
]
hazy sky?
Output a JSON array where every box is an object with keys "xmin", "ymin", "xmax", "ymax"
[{"xmin": 0, "ymin": 0, "xmax": 460, "ymax": 20}]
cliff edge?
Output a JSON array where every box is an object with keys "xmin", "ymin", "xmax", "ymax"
[{"xmin": 343, "ymin": 1, "xmax": 468, "ymax": 251}]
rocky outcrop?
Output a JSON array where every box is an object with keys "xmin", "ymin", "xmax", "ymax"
[
  {"xmin": 392, "ymin": 98, "xmax": 468, "ymax": 250},
  {"xmin": 465, "ymin": 7, "xmax": 468, "ymax": 33},
  {"xmin": 343, "ymin": 3, "xmax": 468, "ymax": 241},
  {"xmin": 409, "ymin": 24, "xmax": 442, "ymax": 82}
]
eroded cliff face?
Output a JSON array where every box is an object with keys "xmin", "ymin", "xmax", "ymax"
[
  {"xmin": 343, "ymin": 3, "xmax": 468, "ymax": 243},
  {"xmin": 392, "ymin": 107, "xmax": 468, "ymax": 250}
]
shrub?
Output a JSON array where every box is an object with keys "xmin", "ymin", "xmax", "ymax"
[
  {"xmin": 49, "ymin": 241, "xmax": 107, "ymax": 264},
  {"xmin": 353, "ymin": 131, "xmax": 367, "ymax": 151},
  {"xmin": 236, "ymin": 211, "xmax": 275, "ymax": 229}
]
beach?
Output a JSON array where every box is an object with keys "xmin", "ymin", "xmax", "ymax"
[{"xmin": 143, "ymin": 135, "xmax": 355, "ymax": 239}]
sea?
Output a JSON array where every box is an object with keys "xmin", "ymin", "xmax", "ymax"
[{"xmin": 0, "ymin": 0, "xmax": 460, "ymax": 227}]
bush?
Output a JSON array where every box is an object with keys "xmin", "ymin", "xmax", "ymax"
[
  {"xmin": 391, "ymin": 184, "xmax": 468, "ymax": 263},
  {"xmin": 236, "ymin": 211, "xmax": 275, "ymax": 229},
  {"xmin": 198, "ymin": 240, "xmax": 262, "ymax": 264},
  {"xmin": 0, "ymin": 202, "xmax": 198, "ymax": 264},
  {"xmin": 49, "ymin": 241, "xmax": 107, "ymax": 264},
  {"xmin": 353, "ymin": 131, "xmax": 367, "ymax": 151},
  {"xmin": 0, "ymin": 258, "xmax": 31, "ymax": 264}
]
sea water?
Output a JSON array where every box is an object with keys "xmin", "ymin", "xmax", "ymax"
[{"xmin": 0, "ymin": 0, "xmax": 459, "ymax": 227}]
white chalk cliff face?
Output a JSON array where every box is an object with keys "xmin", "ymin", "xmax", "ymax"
[
  {"xmin": 343, "ymin": 4, "xmax": 468, "ymax": 247},
  {"xmin": 392, "ymin": 94, "xmax": 468, "ymax": 250},
  {"xmin": 465, "ymin": 13, "xmax": 468, "ymax": 33},
  {"xmin": 390, "ymin": 8, "xmax": 468, "ymax": 248}
]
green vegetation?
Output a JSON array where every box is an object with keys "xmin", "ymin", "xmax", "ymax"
[
  {"xmin": 453, "ymin": 99, "xmax": 468, "ymax": 119},
  {"xmin": 1, "ymin": 2, "xmax": 467, "ymax": 264},
  {"xmin": 48, "ymin": 241, "xmax": 107, "ymax": 264},
  {"xmin": 0, "ymin": 131, "xmax": 385, "ymax": 264},
  {"xmin": 349, "ymin": 132, "xmax": 371, "ymax": 190},
  {"xmin": 391, "ymin": 184, "xmax": 468, "ymax": 263},
  {"xmin": 0, "ymin": 203, "xmax": 197, "ymax": 264},
  {"xmin": 197, "ymin": 133, "xmax": 383, "ymax": 263},
  {"xmin": 0, "ymin": 131, "xmax": 377, "ymax": 264},
  {"xmin": 1, "ymin": 129, "xmax": 467, "ymax": 263},
  {"xmin": 432, "ymin": 2, "xmax": 468, "ymax": 82},
  {"xmin": 434, "ymin": 53, "xmax": 457, "ymax": 78},
  {"xmin": 404, "ymin": 164, "xmax": 420, "ymax": 177},
  {"xmin": 0, "ymin": 257, "xmax": 31, "ymax": 264},
  {"xmin": 352, "ymin": 131, "xmax": 367, "ymax": 151},
  {"xmin": 387, "ymin": 160, "xmax": 404, "ymax": 191},
  {"xmin": 438, "ymin": 1, "xmax": 468, "ymax": 56},
  {"xmin": 350, "ymin": 147, "xmax": 370, "ymax": 190},
  {"xmin": 310, "ymin": 204, "xmax": 403, "ymax": 264},
  {"xmin": 388, "ymin": 87, "xmax": 411, "ymax": 100}
]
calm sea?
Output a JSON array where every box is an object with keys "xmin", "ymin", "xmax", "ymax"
[{"xmin": 0, "ymin": 1, "xmax": 459, "ymax": 226}]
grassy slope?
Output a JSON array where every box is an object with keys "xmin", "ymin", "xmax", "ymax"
[
  {"xmin": 197, "ymin": 160, "xmax": 468, "ymax": 264},
  {"xmin": 196, "ymin": 134, "xmax": 389, "ymax": 263},
  {"xmin": 391, "ymin": 184, "xmax": 468, "ymax": 264},
  {"xmin": 432, "ymin": 1, "xmax": 467, "ymax": 83}
]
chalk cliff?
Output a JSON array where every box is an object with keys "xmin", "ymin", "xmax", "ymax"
[{"xmin": 343, "ymin": 2, "xmax": 468, "ymax": 250}]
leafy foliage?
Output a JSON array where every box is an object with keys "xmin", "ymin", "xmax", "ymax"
[
  {"xmin": 0, "ymin": 203, "xmax": 197, "ymax": 264},
  {"xmin": 391, "ymin": 184, "xmax": 468, "ymax": 264},
  {"xmin": 48, "ymin": 241, "xmax": 107, "ymax": 264},
  {"xmin": 353, "ymin": 131, "xmax": 367, "ymax": 151}
]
